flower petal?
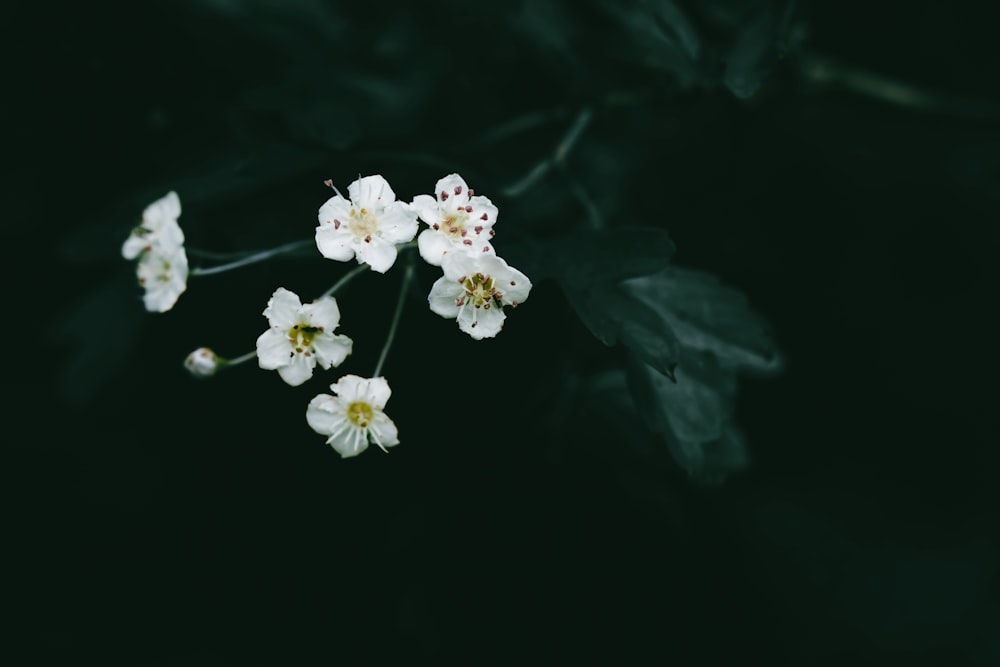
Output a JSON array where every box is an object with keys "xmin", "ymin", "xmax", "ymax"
[
  {"xmin": 427, "ymin": 277, "xmax": 461, "ymax": 319},
  {"xmin": 144, "ymin": 191, "xmax": 181, "ymax": 223},
  {"xmin": 349, "ymin": 175, "xmax": 396, "ymax": 210},
  {"xmin": 377, "ymin": 202, "xmax": 418, "ymax": 244},
  {"xmin": 312, "ymin": 334, "xmax": 353, "ymax": 370},
  {"xmin": 277, "ymin": 353, "xmax": 314, "ymax": 386},
  {"xmin": 318, "ymin": 195, "xmax": 352, "ymax": 226},
  {"xmin": 417, "ymin": 229, "xmax": 453, "ymax": 266},
  {"xmin": 457, "ymin": 301, "xmax": 506, "ymax": 340},
  {"xmin": 315, "ymin": 226, "xmax": 356, "ymax": 262},
  {"xmin": 355, "ymin": 236, "xmax": 397, "ymax": 273},
  {"xmin": 331, "ymin": 374, "xmax": 367, "ymax": 402},
  {"xmin": 411, "ymin": 194, "xmax": 443, "ymax": 226},
  {"xmin": 262, "ymin": 287, "xmax": 302, "ymax": 328},
  {"xmin": 331, "ymin": 426, "xmax": 369, "ymax": 458},
  {"xmin": 304, "ymin": 296, "xmax": 341, "ymax": 330},
  {"xmin": 499, "ymin": 265, "xmax": 532, "ymax": 305},
  {"xmin": 306, "ymin": 394, "xmax": 346, "ymax": 435},
  {"xmin": 255, "ymin": 329, "xmax": 292, "ymax": 370},
  {"xmin": 434, "ymin": 174, "xmax": 470, "ymax": 207},
  {"xmin": 365, "ymin": 376, "xmax": 392, "ymax": 409},
  {"xmin": 369, "ymin": 412, "xmax": 399, "ymax": 449}
]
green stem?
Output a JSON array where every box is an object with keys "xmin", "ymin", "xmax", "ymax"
[
  {"xmin": 321, "ymin": 263, "xmax": 370, "ymax": 298},
  {"xmin": 373, "ymin": 259, "xmax": 415, "ymax": 378},
  {"xmin": 191, "ymin": 239, "xmax": 314, "ymax": 277}
]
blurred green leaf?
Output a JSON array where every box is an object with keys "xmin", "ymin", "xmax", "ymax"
[{"xmin": 621, "ymin": 266, "xmax": 783, "ymax": 375}]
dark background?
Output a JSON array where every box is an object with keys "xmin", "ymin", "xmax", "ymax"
[{"xmin": 6, "ymin": 1, "xmax": 999, "ymax": 664}]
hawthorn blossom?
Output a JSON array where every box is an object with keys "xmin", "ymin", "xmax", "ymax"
[
  {"xmin": 412, "ymin": 173, "xmax": 498, "ymax": 266},
  {"xmin": 136, "ymin": 243, "xmax": 189, "ymax": 313},
  {"xmin": 306, "ymin": 375, "xmax": 399, "ymax": 458},
  {"xmin": 122, "ymin": 191, "xmax": 184, "ymax": 259},
  {"xmin": 316, "ymin": 175, "xmax": 418, "ymax": 273},
  {"xmin": 255, "ymin": 287, "xmax": 353, "ymax": 386},
  {"xmin": 184, "ymin": 347, "xmax": 219, "ymax": 378},
  {"xmin": 427, "ymin": 253, "xmax": 531, "ymax": 340}
]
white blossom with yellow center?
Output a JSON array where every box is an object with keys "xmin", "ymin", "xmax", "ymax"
[
  {"xmin": 306, "ymin": 375, "xmax": 399, "ymax": 458},
  {"xmin": 256, "ymin": 287, "xmax": 354, "ymax": 386},
  {"xmin": 412, "ymin": 173, "xmax": 499, "ymax": 266},
  {"xmin": 315, "ymin": 175, "xmax": 419, "ymax": 273},
  {"xmin": 427, "ymin": 253, "xmax": 532, "ymax": 340}
]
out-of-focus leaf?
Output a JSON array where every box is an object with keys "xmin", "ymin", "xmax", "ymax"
[
  {"xmin": 547, "ymin": 228, "xmax": 680, "ymax": 378},
  {"xmin": 575, "ymin": 284, "xmax": 680, "ymax": 380},
  {"xmin": 721, "ymin": 2, "xmax": 797, "ymax": 99},
  {"xmin": 626, "ymin": 351, "xmax": 749, "ymax": 478},
  {"xmin": 621, "ymin": 266, "xmax": 783, "ymax": 375},
  {"xmin": 601, "ymin": 0, "xmax": 703, "ymax": 88}
]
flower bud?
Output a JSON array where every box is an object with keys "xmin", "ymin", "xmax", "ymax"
[{"xmin": 184, "ymin": 347, "xmax": 220, "ymax": 378}]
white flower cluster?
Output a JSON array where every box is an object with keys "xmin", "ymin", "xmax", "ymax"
[
  {"xmin": 121, "ymin": 191, "xmax": 189, "ymax": 313},
  {"xmin": 124, "ymin": 173, "xmax": 530, "ymax": 460}
]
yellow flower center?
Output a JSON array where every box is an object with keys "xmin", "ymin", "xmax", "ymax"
[
  {"xmin": 462, "ymin": 272, "xmax": 503, "ymax": 308},
  {"xmin": 347, "ymin": 401, "xmax": 374, "ymax": 428},
  {"xmin": 348, "ymin": 207, "xmax": 379, "ymax": 240},
  {"xmin": 288, "ymin": 322, "xmax": 323, "ymax": 352}
]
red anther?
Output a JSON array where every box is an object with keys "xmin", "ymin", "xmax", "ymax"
[
  {"xmin": 449, "ymin": 227, "xmax": 458, "ymax": 234},
  {"xmin": 510, "ymin": 280, "xmax": 516, "ymax": 286},
  {"xmin": 468, "ymin": 188, "xmax": 475, "ymax": 196},
  {"xmin": 474, "ymin": 225, "xmax": 483, "ymax": 234},
  {"xmin": 455, "ymin": 297, "xmax": 464, "ymax": 306},
  {"xmin": 465, "ymin": 290, "xmax": 474, "ymax": 297},
  {"xmin": 463, "ymin": 239, "xmax": 473, "ymax": 245},
  {"xmin": 464, "ymin": 205, "xmax": 473, "ymax": 213},
  {"xmin": 333, "ymin": 219, "xmax": 341, "ymax": 230},
  {"xmin": 323, "ymin": 179, "xmax": 334, "ymax": 189},
  {"xmin": 489, "ymin": 229, "xmax": 496, "ymax": 237},
  {"xmin": 471, "ymin": 321, "xmax": 477, "ymax": 327},
  {"xmin": 364, "ymin": 234, "xmax": 372, "ymax": 243},
  {"xmin": 440, "ymin": 191, "xmax": 449, "ymax": 200},
  {"xmin": 454, "ymin": 185, "xmax": 462, "ymax": 195},
  {"xmin": 482, "ymin": 246, "xmax": 489, "ymax": 252},
  {"xmin": 461, "ymin": 230, "xmax": 468, "ymax": 237},
  {"xmin": 512, "ymin": 301, "xmax": 519, "ymax": 307},
  {"xmin": 480, "ymin": 213, "xmax": 488, "ymax": 221},
  {"xmin": 483, "ymin": 303, "xmax": 490, "ymax": 309},
  {"xmin": 432, "ymin": 223, "xmax": 440, "ymax": 230},
  {"xmin": 304, "ymin": 351, "xmax": 312, "ymax": 357},
  {"xmin": 458, "ymin": 275, "xmax": 466, "ymax": 283}
]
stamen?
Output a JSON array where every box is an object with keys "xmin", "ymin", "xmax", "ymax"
[
  {"xmin": 454, "ymin": 185, "xmax": 462, "ymax": 195},
  {"xmin": 440, "ymin": 191, "xmax": 449, "ymax": 200}
]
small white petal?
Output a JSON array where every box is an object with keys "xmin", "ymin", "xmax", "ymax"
[
  {"xmin": 255, "ymin": 329, "xmax": 292, "ymax": 370},
  {"xmin": 144, "ymin": 191, "xmax": 181, "ymax": 223},
  {"xmin": 427, "ymin": 277, "xmax": 461, "ymax": 318},
  {"xmin": 331, "ymin": 374, "xmax": 367, "ymax": 402},
  {"xmin": 349, "ymin": 175, "xmax": 396, "ymax": 210},
  {"xmin": 277, "ymin": 353, "xmax": 314, "ymax": 386},
  {"xmin": 304, "ymin": 296, "xmax": 341, "ymax": 330},
  {"xmin": 377, "ymin": 202, "xmax": 419, "ymax": 244},
  {"xmin": 306, "ymin": 394, "xmax": 347, "ymax": 435},
  {"xmin": 457, "ymin": 301, "xmax": 506, "ymax": 340},
  {"xmin": 369, "ymin": 412, "xmax": 399, "ymax": 448},
  {"xmin": 332, "ymin": 426, "xmax": 369, "ymax": 458},
  {"xmin": 434, "ymin": 174, "xmax": 470, "ymax": 206},
  {"xmin": 262, "ymin": 287, "xmax": 302, "ymax": 328},
  {"xmin": 312, "ymin": 334, "xmax": 353, "ymax": 369},
  {"xmin": 315, "ymin": 226, "xmax": 356, "ymax": 262},
  {"xmin": 355, "ymin": 236, "xmax": 398, "ymax": 273},
  {"xmin": 365, "ymin": 376, "xmax": 392, "ymax": 409},
  {"xmin": 500, "ymin": 266, "xmax": 532, "ymax": 305},
  {"xmin": 417, "ymin": 229, "xmax": 452, "ymax": 266},
  {"xmin": 411, "ymin": 194, "xmax": 443, "ymax": 226},
  {"xmin": 318, "ymin": 195, "xmax": 352, "ymax": 226}
]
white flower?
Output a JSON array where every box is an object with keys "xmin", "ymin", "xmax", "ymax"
[
  {"xmin": 412, "ymin": 173, "xmax": 498, "ymax": 266},
  {"xmin": 136, "ymin": 243, "xmax": 189, "ymax": 313},
  {"xmin": 184, "ymin": 347, "xmax": 219, "ymax": 378},
  {"xmin": 316, "ymin": 175, "xmax": 418, "ymax": 273},
  {"xmin": 255, "ymin": 287, "xmax": 354, "ymax": 386},
  {"xmin": 427, "ymin": 253, "xmax": 532, "ymax": 340},
  {"xmin": 306, "ymin": 375, "xmax": 400, "ymax": 458},
  {"xmin": 122, "ymin": 191, "xmax": 184, "ymax": 260}
]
